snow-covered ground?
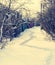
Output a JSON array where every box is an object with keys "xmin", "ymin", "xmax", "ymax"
[{"xmin": 0, "ymin": 26, "xmax": 55, "ymax": 65}]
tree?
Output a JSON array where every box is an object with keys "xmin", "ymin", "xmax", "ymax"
[
  {"xmin": 0, "ymin": 0, "xmax": 33, "ymax": 49},
  {"xmin": 40, "ymin": 0, "xmax": 55, "ymax": 40}
]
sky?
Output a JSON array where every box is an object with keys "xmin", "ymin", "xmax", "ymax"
[{"xmin": 0, "ymin": 0, "xmax": 42, "ymax": 17}]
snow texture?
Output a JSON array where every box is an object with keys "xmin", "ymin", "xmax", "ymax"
[{"xmin": 0, "ymin": 26, "xmax": 55, "ymax": 65}]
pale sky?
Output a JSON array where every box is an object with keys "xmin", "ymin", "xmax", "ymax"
[{"xmin": 0, "ymin": 0, "xmax": 42, "ymax": 17}]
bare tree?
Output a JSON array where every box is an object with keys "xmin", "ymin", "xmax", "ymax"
[{"xmin": 0, "ymin": 0, "xmax": 33, "ymax": 49}]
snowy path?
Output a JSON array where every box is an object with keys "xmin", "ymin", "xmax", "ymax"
[{"xmin": 0, "ymin": 26, "xmax": 55, "ymax": 65}]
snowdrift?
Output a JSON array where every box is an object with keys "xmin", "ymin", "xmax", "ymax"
[{"xmin": 0, "ymin": 27, "xmax": 55, "ymax": 65}]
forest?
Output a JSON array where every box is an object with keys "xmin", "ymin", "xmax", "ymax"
[
  {"xmin": 0, "ymin": 0, "xmax": 55, "ymax": 49},
  {"xmin": 37, "ymin": 0, "xmax": 55, "ymax": 40},
  {"xmin": 0, "ymin": 0, "xmax": 40, "ymax": 43}
]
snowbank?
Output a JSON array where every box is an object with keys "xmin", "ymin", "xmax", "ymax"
[{"xmin": 0, "ymin": 26, "xmax": 55, "ymax": 65}]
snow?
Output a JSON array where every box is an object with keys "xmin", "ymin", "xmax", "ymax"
[{"xmin": 0, "ymin": 26, "xmax": 55, "ymax": 65}]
